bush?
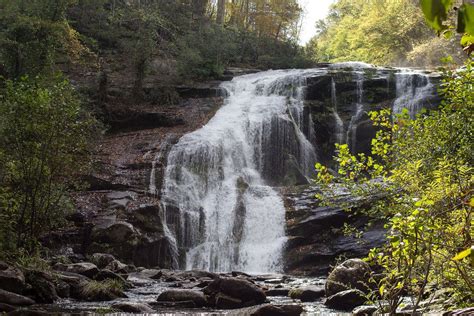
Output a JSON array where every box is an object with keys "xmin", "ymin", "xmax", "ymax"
[{"xmin": 0, "ymin": 76, "xmax": 101, "ymax": 254}]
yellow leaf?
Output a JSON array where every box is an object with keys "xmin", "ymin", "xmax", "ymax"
[
  {"xmin": 452, "ymin": 247, "xmax": 471, "ymax": 261},
  {"xmin": 469, "ymin": 197, "xmax": 474, "ymax": 207}
]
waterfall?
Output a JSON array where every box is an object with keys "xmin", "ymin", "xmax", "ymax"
[
  {"xmin": 331, "ymin": 78, "xmax": 345, "ymax": 145},
  {"xmin": 161, "ymin": 69, "xmax": 321, "ymax": 273},
  {"xmin": 393, "ymin": 70, "xmax": 436, "ymax": 117},
  {"xmin": 346, "ymin": 72, "xmax": 364, "ymax": 152}
]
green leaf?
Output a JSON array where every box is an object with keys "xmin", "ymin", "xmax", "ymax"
[
  {"xmin": 457, "ymin": 3, "xmax": 474, "ymax": 34},
  {"xmin": 461, "ymin": 34, "xmax": 474, "ymax": 46},
  {"xmin": 421, "ymin": 0, "xmax": 454, "ymax": 31},
  {"xmin": 452, "ymin": 247, "xmax": 471, "ymax": 261}
]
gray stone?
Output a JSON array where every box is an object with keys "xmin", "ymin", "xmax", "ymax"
[
  {"xmin": 265, "ymin": 288, "xmax": 290, "ymax": 297},
  {"xmin": 156, "ymin": 289, "xmax": 207, "ymax": 307},
  {"xmin": 53, "ymin": 262, "xmax": 99, "ymax": 278},
  {"xmin": 325, "ymin": 289, "xmax": 367, "ymax": 311},
  {"xmin": 326, "ymin": 259, "xmax": 371, "ymax": 296},
  {"xmin": 89, "ymin": 253, "xmax": 116, "ymax": 269},
  {"xmin": 93, "ymin": 269, "xmax": 126, "ymax": 283},
  {"xmin": 352, "ymin": 305, "xmax": 377, "ymax": 316},
  {"xmin": 289, "ymin": 286, "xmax": 325, "ymax": 302},
  {"xmin": 0, "ymin": 289, "xmax": 35, "ymax": 306},
  {"xmin": 0, "ymin": 265, "xmax": 26, "ymax": 294},
  {"xmin": 25, "ymin": 270, "xmax": 59, "ymax": 303},
  {"xmin": 204, "ymin": 277, "xmax": 266, "ymax": 308},
  {"xmin": 112, "ymin": 302, "xmax": 155, "ymax": 313}
]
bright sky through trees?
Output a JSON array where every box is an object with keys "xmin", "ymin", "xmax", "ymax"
[{"xmin": 298, "ymin": 0, "xmax": 334, "ymax": 44}]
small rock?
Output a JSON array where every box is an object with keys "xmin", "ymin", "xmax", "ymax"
[
  {"xmin": 0, "ymin": 264, "xmax": 26, "ymax": 294},
  {"xmin": 325, "ymin": 289, "xmax": 367, "ymax": 310},
  {"xmin": 352, "ymin": 305, "xmax": 377, "ymax": 316},
  {"xmin": 53, "ymin": 262, "xmax": 99, "ymax": 278},
  {"xmin": 90, "ymin": 253, "xmax": 116, "ymax": 269},
  {"xmin": 157, "ymin": 289, "xmax": 207, "ymax": 307},
  {"xmin": 326, "ymin": 259, "xmax": 371, "ymax": 296},
  {"xmin": 105, "ymin": 259, "xmax": 128, "ymax": 273},
  {"xmin": 289, "ymin": 286, "xmax": 325, "ymax": 302},
  {"xmin": 0, "ymin": 289, "xmax": 35, "ymax": 306},
  {"xmin": 112, "ymin": 302, "xmax": 155, "ymax": 313},
  {"xmin": 266, "ymin": 288, "xmax": 290, "ymax": 297}
]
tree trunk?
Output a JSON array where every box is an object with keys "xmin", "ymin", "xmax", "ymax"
[{"xmin": 217, "ymin": 0, "xmax": 226, "ymax": 25}]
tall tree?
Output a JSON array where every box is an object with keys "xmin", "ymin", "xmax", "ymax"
[{"xmin": 217, "ymin": 0, "xmax": 226, "ymax": 25}]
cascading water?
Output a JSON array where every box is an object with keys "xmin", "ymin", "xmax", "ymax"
[
  {"xmin": 157, "ymin": 64, "xmax": 439, "ymax": 274},
  {"xmin": 393, "ymin": 70, "xmax": 436, "ymax": 117},
  {"xmin": 161, "ymin": 69, "xmax": 321, "ymax": 273}
]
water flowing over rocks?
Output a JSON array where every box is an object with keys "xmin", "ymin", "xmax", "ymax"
[{"xmin": 31, "ymin": 64, "xmax": 444, "ymax": 315}]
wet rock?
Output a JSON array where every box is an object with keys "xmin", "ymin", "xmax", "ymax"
[
  {"xmin": 53, "ymin": 271, "xmax": 89, "ymax": 299},
  {"xmin": 89, "ymin": 253, "xmax": 116, "ymax": 269},
  {"xmin": 265, "ymin": 288, "xmax": 290, "ymax": 297},
  {"xmin": 204, "ymin": 277, "xmax": 266, "ymax": 308},
  {"xmin": 156, "ymin": 289, "xmax": 207, "ymax": 307},
  {"xmin": 53, "ymin": 262, "xmax": 99, "ymax": 278},
  {"xmin": 0, "ymin": 289, "xmax": 35, "ymax": 306},
  {"xmin": 289, "ymin": 286, "xmax": 325, "ymax": 302},
  {"xmin": 24, "ymin": 270, "xmax": 59, "ymax": 303},
  {"xmin": 248, "ymin": 304, "xmax": 304, "ymax": 316},
  {"xmin": 0, "ymin": 302, "xmax": 15, "ymax": 312},
  {"xmin": 352, "ymin": 305, "xmax": 377, "ymax": 315},
  {"xmin": 109, "ymin": 110, "xmax": 185, "ymax": 132},
  {"xmin": 326, "ymin": 259, "xmax": 371, "ymax": 296},
  {"xmin": 53, "ymin": 279, "xmax": 70, "ymax": 298},
  {"xmin": 112, "ymin": 302, "xmax": 155, "ymax": 313},
  {"xmin": 105, "ymin": 259, "xmax": 128, "ymax": 273},
  {"xmin": 93, "ymin": 269, "xmax": 126, "ymax": 283},
  {"xmin": 215, "ymin": 293, "xmax": 244, "ymax": 309},
  {"xmin": 325, "ymin": 289, "xmax": 367, "ymax": 310},
  {"xmin": 7, "ymin": 309, "xmax": 51, "ymax": 315},
  {"xmin": 0, "ymin": 264, "xmax": 26, "ymax": 294}
]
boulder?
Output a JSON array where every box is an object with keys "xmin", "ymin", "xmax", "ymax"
[
  {"xmin": 90, "ymin": 253, "xmax": 116, "ymax": 269},
  {"xmin": 0, "ymin": 302, "xmax": 15, "ymax": 312},
  {"xmin": 249, "ymin": 304, "xmax": 304, "ymax": 316},
  {"xmin": 289, "ymin": 286, "xmax": 325, "ymax": 302},
  {"xmin": 93, "ymin": 269, "xmax": 127, "ymax": 283},
  {"xmin": 24, "ymin": 270, "xmax": 59, "ymax": 303},
  {"xmin": 53, "ymin": 271, "xmax": 89, "ymax": 299},
  {"xmin": 92, "ymin": 222, "xmax": 138, "ymax": 244},
  {"xmin": 112, "ymin": 302, "xmax": 155, "ymax": 313},
  {"xmin": 352, "ymin": 305, "xmax": 377, "ymax": 316},
  {"xmin": 105, "ymin": 260, "xmax": 129, "ymax": 273},
  {"xmin": 0, "ymin": 264, "xmax": 26, "ymax": 294},
  {"xmin": 326, "ymin": 259, "xmax": 371, "ymax": 296},
  {"xmin": 204, "ymin": 277, "xmax": 266, "ymax": 308},
  {"xmin": 156, "ymin": 289, "xmax": 207, "ymax": 307},
  {"xmin": 0, "ymin": 289, "xmax": 35, "ymax": 306},
  {"xmin": 53, "ymin": 262, "xmax": 99, "ymax": 278},
  {"xmin": 325, "ymin": 289, "xmax": 367, "ymax": 310}
]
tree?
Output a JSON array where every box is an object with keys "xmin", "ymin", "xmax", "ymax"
[
  {"xmin": 0, "ymin": 76, "xmax": 100, "ymax": 253},
  {"xmin": 217, "ymin": 0, "xmax": 226, "ymax": 25}
]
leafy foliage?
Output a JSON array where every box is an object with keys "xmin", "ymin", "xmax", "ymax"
[
  {"xmin": 0, "ymin": 76, "xmax": 100, "ymax": 253},
  {"xmin": 315, "ymin": 61, "xmax": 474, "ymax": 311}
]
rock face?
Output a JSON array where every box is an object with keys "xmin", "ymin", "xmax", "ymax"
[
  {"xmin": 326, "ymin": 259, "xmax": 371, "ymax": 296},
  {"xmin": 284, "ymin": 186, "xmax": 386, "ymax": 276}
]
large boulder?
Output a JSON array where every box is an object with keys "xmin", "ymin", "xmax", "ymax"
[
  {"xmin": 326, "ymin": 259, "xmax": 371, "ymax": 296},
  {"xmin": 0, "ymin": 289, "xmax": 35, "ymax": 306},
  {"xmin": 24, "ymin": 270, "xmax": 59, "ymax": 303},
  {"xmin": 53, "ymin": 262, "xmax": 99, "ymax": 278},
  {"xmin": 324, "ymin": 289, "xmax": 367, "ymax": 310},
  {"xmin": 156, "ymin": 289, "xmax": 207, "ymax": 307},
  {"xmin": 204, "ymin": 277, "xmax": 266, "ymax": 308},
  {"xmin": 0, "ymin": 263, "xmax": 26, "ymax": 294}
]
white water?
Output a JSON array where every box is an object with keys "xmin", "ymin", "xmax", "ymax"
[
  {"xmin": 161, "ymin": 69, "xmax": 322, "ymax": 273},
  {"xmin": 393, "ymin": 70, "xmax": 436, "ymax": 117},
  {"xmin": 346, "ymin": 72, "xmax": 365, "ymax": 152},
  {"xmin": 331, "ymin": 78, "xmax": 345, "ymax": 145}
]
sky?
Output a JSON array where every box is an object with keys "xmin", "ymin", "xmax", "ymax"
[{"xmin": 297, "ymin": 0, "xmax": 335, "ymax": 45}]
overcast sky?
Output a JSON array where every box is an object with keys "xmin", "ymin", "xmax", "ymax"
[{"xmin": 298, "ymin": 0, "xmax": 335, "ymax": 45}]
